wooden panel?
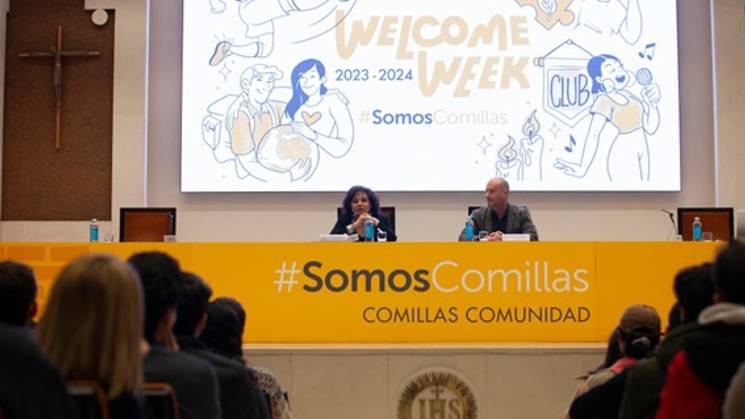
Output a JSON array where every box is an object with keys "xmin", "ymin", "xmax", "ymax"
[
  {"xmin": 2, "ymin": 0, "xmax": 114, "ymax": 220},
  {"xmin": 121, "ymin": 209, "xmax": 176, "ymax": 242}
]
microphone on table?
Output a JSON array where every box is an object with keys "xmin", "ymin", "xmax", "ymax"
[{"xmin": 660, "ymin": 209, "xmax": 677, "ymax": 240}]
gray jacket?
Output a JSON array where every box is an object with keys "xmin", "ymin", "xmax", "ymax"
[{"xmin": 458, "ymin": 204, "xmax": 539, "ymax": 241}]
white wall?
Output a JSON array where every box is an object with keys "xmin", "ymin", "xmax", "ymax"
[{"xmin": 2, "ymin": 0, "xmax": 739, "ymax": 242}]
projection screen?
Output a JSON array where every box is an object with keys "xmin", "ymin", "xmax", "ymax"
[{"xmin": 181, "ymin": 0, "xmax": 680, "ymax": 192}]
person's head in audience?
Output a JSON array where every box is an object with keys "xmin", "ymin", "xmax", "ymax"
[
  {"xmin": 128, "ymin": 251, "xmax": 181, "ymax": 345},
  {"xmin": 616, "ymin": 304, "xmax": 661, "ymax": 359},
  {"xmin": 0, "ymin": 260, "xmax": 38, "ymax": 327},
  {"xmin": 673, "ymin": 263, "xmax": 715, "ymax": 324},
  {"xmin": 201, "ymin": 297, "xmax": 246, "ymax": 363},
  {"xmin": 667, "ymin": 302, "xmax": 683, "ymax": 332},
  {"xmin": 485, "ymin": 177, "xmax": 510, "ymax": 212},
  {"xmin": 341, "ymin": 185, "xmax": 381, "ymax": 219},
  {"xmin": 712, "ymin": 242, "xmax": 745, "ymax": 304},
  {"xmin": 174, "ymin": 272, "xmax": 213, "ymax": 338},
  {"xmin": 37, "ymin": 254, "xmax": 143, "ymax": 397}
]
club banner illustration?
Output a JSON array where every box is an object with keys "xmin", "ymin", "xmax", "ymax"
[{"xmin": 181, "ymin": 0, "xmax": 680, "ymax": 192}]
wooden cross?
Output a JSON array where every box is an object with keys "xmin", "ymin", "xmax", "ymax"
[{"xmin": 18, "ymin": 26, "xmax": 100, "ymax": 150}]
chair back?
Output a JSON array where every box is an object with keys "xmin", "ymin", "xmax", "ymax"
[
  {"xmin": 120, "ymin": 208, "xmax": 176, "ymax": 242},
  {"xmin": 144, "ymin": 382, "xmax": 180, "ymax": 419},
  {"xmin": 67, "ymin": 380, "xmax": 110, "ymax": 419},
  {"xmin": 467, "ymin": 206, "xmax": 481, "ymax": 217},
  {"xmin": 336, "ymin": 206, "xmax": 396, "ymax": 232}
]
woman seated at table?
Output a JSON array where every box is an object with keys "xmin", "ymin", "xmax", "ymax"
[{"xmin": 330, "ymin": 185, "xmax": 397, "ymax": 241}]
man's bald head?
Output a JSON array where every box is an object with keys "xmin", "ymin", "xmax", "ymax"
[{"xmin": 485, "ymin": 177, "xmax": 510, "ymax": 212}]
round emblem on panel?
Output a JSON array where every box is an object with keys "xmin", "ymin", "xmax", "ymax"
[{"xmin": 396, "ymin": 368, "xmax": 477, "ymax": 419}]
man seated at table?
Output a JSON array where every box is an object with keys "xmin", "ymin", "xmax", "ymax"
[{"xmin": 458, "ymin": 177, "xmax": 539, "ymax": 241}]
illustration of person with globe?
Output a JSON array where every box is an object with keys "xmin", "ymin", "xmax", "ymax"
[
  {"xmin": 554, "ymin": 54, "xmax": 660, "ymax": 182},
  {"xmin": 202, "ymin": 63, "xmax": 313, "ymax": 181},
  {"xmin": 202, "ymin": 59, "xmax": 353, "ymax": 182},
  {"xmin": 281, "ymin": 59, "xmax": 354, "ymax": 157}
]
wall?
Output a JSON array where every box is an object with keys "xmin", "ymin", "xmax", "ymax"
[{"xmin": 246, "ymin": 345, "xmax": 604, "ymax": 419}]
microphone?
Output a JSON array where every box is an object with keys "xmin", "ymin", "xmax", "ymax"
[{"xmin": 661, "ymin": 209, "xmax": 677, "ymax": 239}]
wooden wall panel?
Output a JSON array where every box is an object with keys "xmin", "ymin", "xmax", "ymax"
[{"xmin": 2, "ymin": 0, "xmax": 114, "ymax": 220}]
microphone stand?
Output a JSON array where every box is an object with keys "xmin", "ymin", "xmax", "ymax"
[{"xmin": 661, "ymin": 209, "xmax": 677, "ymax": 240}]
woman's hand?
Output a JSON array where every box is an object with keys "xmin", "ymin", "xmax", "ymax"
[{"xmin": 641, "ymin": 83, "xmax": 661, "ymax": 109}]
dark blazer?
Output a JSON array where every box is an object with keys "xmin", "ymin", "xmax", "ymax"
[
  {"xmin": 0, "ymin": 325, "xmax": 76, "ymax": 419},
  {"xmin": 176, "ymin": 335, "xmax": 271, "ymax": 419},
  {"xmin": 458, "ymin": 204, "xmax": 539, "ymax": 241},
  {"xmin": 330, "ymin": 212, "xmax": 397, "ymax": 241},
  {"xmin": 144, "ymin": 344, "xmax": 221, "ymax": 419}
]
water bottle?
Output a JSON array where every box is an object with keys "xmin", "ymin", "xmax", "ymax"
[
  {"xmin": 89, "ymin": 219, "xmax": 99, "ymax": 242},
  {"xmin": 692, "ymin": 217, "xmax": 703, "ymax": 241},
  {"xmin": 464, "ymin": 218, "xmax": 475, "ymax": 241},
  {"xmin": 364, "ymin": 219, "xmax": 375, "ymax": 242}
]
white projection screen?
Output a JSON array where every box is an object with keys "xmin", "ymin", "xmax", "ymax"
[{"xmin": 181, "ymin": 0, "xmax": 680, "ymax": 192}]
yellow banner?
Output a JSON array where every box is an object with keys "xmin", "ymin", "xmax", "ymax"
[{"xmin": 1, "ymin": 242, "xmax": 720, "ymax": 343}]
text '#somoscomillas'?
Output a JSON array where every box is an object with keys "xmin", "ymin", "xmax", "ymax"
[{"xmin": 301, "ymin": 260, "xmax": 589, "ymax": 294}]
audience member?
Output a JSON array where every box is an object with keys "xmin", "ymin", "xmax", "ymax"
[
  {"xmin": 566, "ymin": 304, "xmax": 660, "ymax": 419},
  {"xmin": 655, "ymin": 243, "xmax": 745, "ymax": 419},
  {"xmin": 458, "ymin": 177, "xmax": 538, "ymax": 241},
  {"xmin": 0, "ymin": 260, "xmax": 38, "ymax": 327},
  {"xmin": 37, "ymin": 254, "xmax": 145, "ymax": 419},
  {"xmin": 330, "ymin": 185, "xmax": 397, "ymax": 241},
  {"xmin": 618, "ymin": 263, "xmax": 714, "ymax": 419},
  {"xmin": 202, "ymin": 297, "xmax": 294, "ymax": 419},
  {"xmin": 129, "ymin": 252, "xmax": 221, "ymax": 419},
  {"xmin": 0, "ymin": 324, "xmax": 75, "ymax": 419},
  {"xmin": 174, "ymin": 272, "xmax": 271, "ymax": 419}
]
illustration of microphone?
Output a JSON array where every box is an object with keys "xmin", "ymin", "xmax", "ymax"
[{"xmin": 636, "ymin": 68, "xmax": 653, "ymax": 86}]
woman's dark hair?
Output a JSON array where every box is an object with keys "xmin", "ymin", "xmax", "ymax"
[
  {"xmin": 200, "ymin": 297, "xmax": 246, "ymax": 363},
  {"xmin": 588, "ymin": 328, "xmax": 623, "ymax": 374},
  {"xmin": 341, "ymin": 185, "xmax": 380, "ymax": 218},
  {"xmin": 667, "ymin": 302, "xmax": 683, "ymax": 332},
  {"xmin": 619, "ymin": 327, "xmax": 660, "ymax": 359}
]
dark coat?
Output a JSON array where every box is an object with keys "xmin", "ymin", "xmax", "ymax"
[{"xmin": 458, "ymin": 204, "xmax": 539, "ymax": 241}]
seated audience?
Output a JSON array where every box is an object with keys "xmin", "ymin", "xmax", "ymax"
[
  {"xmin": 655, "ymin": 242, "xmax": 745, "ymax": 419},
  {"xmin": 330, "ymin": 185, "xmax": 397, "ymax": 241},
  {"xmin": 618, "ymin": 263, "xmax": 714, "ymax": 419},
  {"xmin": 201, "ymin": 297, "xmax": 293, "ymax": 419},
  {"xmin": 0, "ymin": 324, "xmax": 75, "ymax": 419},
  {"xmin": 37, "ymin": 254, "xmax": 145, "ymax": 419},
  {"xmin": 128, "ymin": 252, "xmax": 221, "ymax": 419},
  {"xmin": 566, "ymin": 304, "xmax": 661, "ymax": 419},
  {"xmin": 174, "ymin": 272, "xmax": 271, "ymax": 419},
  {"xmin": 458, "ymin": 177, "xmax": 538, "ymax": 241},
  {"xmin": 0, "ymin": 260, "xmax": 38, "ymax": 327}
]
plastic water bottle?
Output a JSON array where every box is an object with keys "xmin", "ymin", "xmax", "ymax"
[
  {"xmin": 692, "ymin": 217, "xmax": 703, "ymax": 241},
  {"xmin": 89, "ymin": 219, "xmax": 99, "ymax": 242},
  {"xmin": 364, "ymin": 219, "xmax": 375, "ymax": 242},
  {"xmin": 465, "ymin": 218, "xmax": 475, "ymax": 241}
]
